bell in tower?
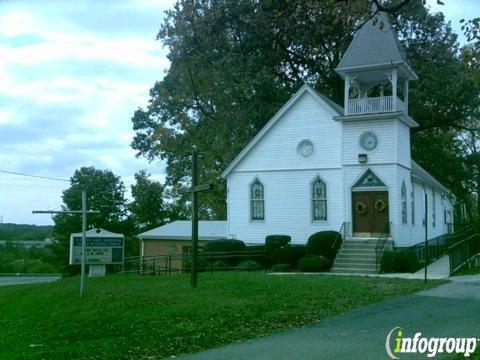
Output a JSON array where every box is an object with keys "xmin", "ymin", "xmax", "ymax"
[{"xmin": 335, "ymin": 5, "xmax": 418, "ymax": 116}]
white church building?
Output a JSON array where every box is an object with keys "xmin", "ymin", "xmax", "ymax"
[{"xmin": 221, "ymin": 9, "xmax": 454, "ymax": 250}]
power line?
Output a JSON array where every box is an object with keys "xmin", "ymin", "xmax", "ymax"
[{"xmin": 0, "ymin": 169, "xmax": 70, "ymax": 183}]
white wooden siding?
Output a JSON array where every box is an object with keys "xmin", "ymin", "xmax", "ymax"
[
  {"xmin": 235, "ymin": 92, "xmax": 342, "ymax": 172},
  {"xmin": 227, "ymin": 169, "xmax": 344, "ymax": 244},
  {"xmin": 396, "ymin": 121, "xmax": 411, "ymax": 168},
  {"xmin": 342, "ymin": 119, "xmax": 395, "ymax": 165}
]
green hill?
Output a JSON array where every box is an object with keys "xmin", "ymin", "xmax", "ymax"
[{"xmin": 0, "ymin": 223, "xmax": 53, "ymax": 241}]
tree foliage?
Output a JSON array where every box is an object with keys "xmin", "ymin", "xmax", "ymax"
[
  {"xmin": 132, "ymin": 0, "xmax": 480, "ymax": 219},
  {"xmin": 130, "ymin": 170, "xmax": 165, "ymax": 229}
]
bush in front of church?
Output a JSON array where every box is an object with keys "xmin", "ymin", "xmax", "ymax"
[
  {"xmin": 273, "ymin": 245, "xmax": 306, "ymax": 269},
  {"xmin": 380, "ymin": 250, "xmax": 420, "ymax": 273},
  {"xmin": 265, "ymin": 235, "xmax": 291, "ymax": 253},
  {"xmin": 298, "ymin": 255, "xmax": 332, "ymax": 272},
  {"xmin": 202, "ymin": 239, "xmax": 246, "ymax": 266},
  {"xmin": 306, "ymin": 231, "xmax": 342, "ymax": 261}
]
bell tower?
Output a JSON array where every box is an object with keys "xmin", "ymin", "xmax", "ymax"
[{"xmin": 335, "ymin": 7, "xmax": 417, "ymax": 117}]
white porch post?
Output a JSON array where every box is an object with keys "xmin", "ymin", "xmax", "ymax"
[
  {"xmin": 344, "ymin": 74, "xmax": 350, "ymax": 115},
  {"xmin": 403, "ymin": 78, "xmax": 409, "ymax": 114},
  {"xmin": 392, "ymin": 69, "xmax": 398, "ymax": 111}
]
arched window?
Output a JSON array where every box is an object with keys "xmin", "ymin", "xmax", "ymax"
[
  {"xmin": 432, "ymin": 191, "xmax": 436, "ymax": 227},
  {"xmin": 401, "ymin": 181, "xmax": 407, "ymax": 224},
  {"xmin": 250, "ymin": 179, "xmax": 264, "ymax": 221},
  {"xmin": 411, "ymin": 184, "xmax": 415, "ymax": 225},
  {"xmin": 312, "ymin": 177, "xmax": 327, "ymax": 221}
]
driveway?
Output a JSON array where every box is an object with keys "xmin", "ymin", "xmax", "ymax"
[
  {"xmin": 0, "ymin": 275, "xmax": 60, "ymax": 287},
  {"xmin": 178, "ymin": 276, "xmax": 480, "ymax": 360}
]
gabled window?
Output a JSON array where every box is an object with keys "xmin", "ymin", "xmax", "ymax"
[
  {"xmin": 250, "ymin": 179, "xmax": 264, "ymax": 221},
  {"xmin": 401, "ymin": 181, "xmax": 407, "ymax": 224},
  {"xmin": 432, "ymin": 191, "xmax": 436, "ymax": 227},
  {"xmin": 312, "ymin": 177, "xmax": 327, "ymax": 221},
  {"xmin": 411, "ymin": 184, "xmax": 415, "ymax": 225}
]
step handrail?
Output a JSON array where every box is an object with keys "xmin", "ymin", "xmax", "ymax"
[{"xmin": 375, "ymin": 222, "xmax": 391, "ymax": 271}]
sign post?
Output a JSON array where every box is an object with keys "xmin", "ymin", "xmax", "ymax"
[
  {"xmin": 33, "ymin": 190, "xmax": 100, "ymax": 297},
  {"xmin": 424, "ymin": 192, "xmax": 428, "ymax": 284},
  {"xmin": 187, "ymin": 149, "xmax": 213, "ymax": 288}
]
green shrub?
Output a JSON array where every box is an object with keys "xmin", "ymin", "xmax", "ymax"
[
  {"xmin": 236, "ymin": 260, "xmax": 262, "ymax": 271},
  {"xmin": 206, "ymin": 260, "xmax": 229, "ymax": 272},
  {"xmin": 306, "ymin": 231, "xmax": 342, "ymax": 260},
  {"xmin": 274, "ymin": 245, "xmax": 306, "ymax": 268},
  {"xmin": 265, "ymin": 235, "xmax": 291, "ymax": 253},
  {"xmin": 298, "ymin": 256, "xmax": 332, "ymax": 272},
  {"xmin": 202, "ymin": 239, "xmax": 246, "ymax": 253},
  {"xmin": 245, "ymin": 245, "xmax": 268, "ymax": 266},
  {"xmin": 271, "ymin": 263, "xmax": 292, "ymax": 272},
  {"xmin": 380, "ymin": 250, "xmax": 420, "ymax": 273},
  {"xmin": 202, "ymin": 239, "xmax": 246, "ymax": 266},
  {"xmin": 184, "ymin": 257, "xmax": 209, "ymax": 273}
]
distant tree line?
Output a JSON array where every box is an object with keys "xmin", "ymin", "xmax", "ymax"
[{"xmin": 0, "ymin": 223, "xmax": 53, "ymax": 241}]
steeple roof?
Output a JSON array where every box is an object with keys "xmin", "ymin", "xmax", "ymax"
[{"xmin": 336, "ymin": 10, "xmax": 417, "ymax": 80}]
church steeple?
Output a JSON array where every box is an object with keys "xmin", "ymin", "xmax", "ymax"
[{"xmin": 336, "ymin": 7, "xmax": 417, "ymax": 117}]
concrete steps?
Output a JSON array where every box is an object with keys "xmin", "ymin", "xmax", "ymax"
[{"xmin": 331, "ymin": 239, "xmax": 392, "ymax": 274}]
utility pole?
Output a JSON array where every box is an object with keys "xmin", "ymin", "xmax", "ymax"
[
  {"xmin": 33, "ymin": 190, "xmax": 99, "ymax": 297},
  {"xmin": 188, "ymin": 149, "xmax": 213, "ymax": 288},
  {"xmin": 424, "ymin": 192, "xmax": 428, "ymax": 284}
]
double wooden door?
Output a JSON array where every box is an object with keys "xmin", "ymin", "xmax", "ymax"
[{"xmin": 352, "ymin": 191, "xmax": 389, "ymax": 236}]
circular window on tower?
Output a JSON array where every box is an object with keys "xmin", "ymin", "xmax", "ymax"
[
  {"xmin": 359, "ymin": 131, "xmax": 378, "ymax": 151},
  {"xmin": 297, "ymin": 139, "xmax": 314, "ymax": 158}
]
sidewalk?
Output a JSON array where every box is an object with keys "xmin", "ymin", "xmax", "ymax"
[{"xmin": 177, "ymin": 275, "xmax": 480, "ymax": 360}]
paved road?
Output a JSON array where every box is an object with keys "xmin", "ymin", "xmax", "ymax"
[
  {"xmin": 0, "ymin": 276, "xmax": 60, "ymax": 287},
  {"xmin": 179, "ymin": 276, "xmax": 480, "ymax": 360}
]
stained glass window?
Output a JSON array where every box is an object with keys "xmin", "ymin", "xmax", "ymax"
[
  {"xmin": 312, "ymin": 177, "xmax": 327, "ymax": 221},
  {"xmin": 401, "ymin": 181, "xmax": 407, "ymax": 224},
  {"xmin": 250, "ymin": 179, "xmax": 264, "ymax": 221}
]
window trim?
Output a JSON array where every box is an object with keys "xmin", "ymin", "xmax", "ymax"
[
  {"xmin": 311, "ymin": 176, "xmax": 327, "ymax": 222},
  {"xmin": 401, "ymin": 181, "xmax": 407, "ymax": 224},
  {"xmin": 250, "ymin": 177, "xmax": 265, "ymax": 222}
]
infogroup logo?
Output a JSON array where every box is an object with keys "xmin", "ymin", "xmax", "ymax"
[{"xmin": 385, "ymin": 327, "xmax": 478, "ymax": 359}]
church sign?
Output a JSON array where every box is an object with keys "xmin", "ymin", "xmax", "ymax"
[{"xmin": 69, "ymin": 230, "xmax": 124, "ymax": 265}]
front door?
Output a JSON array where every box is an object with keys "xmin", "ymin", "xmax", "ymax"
[{"xmin": 352, "ymin": 191, "xmax": 389, "ymax": 236}]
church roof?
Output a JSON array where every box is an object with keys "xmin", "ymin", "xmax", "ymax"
[
  {"xmin": 336, "ymin": 11, "xmax": 417, "ymax": 80},
  {"xmin": 71, "ymin": 228, "xmax": 124, "ymax": 238},
  {"xmin": 220, "ymin": 84, "xmax": 343, "ymax": 178},
  {"xmin": 411, "ymin": 160, "xmax": 448, "ymax": 192}
]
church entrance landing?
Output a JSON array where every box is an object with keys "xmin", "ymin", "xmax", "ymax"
[{"xmin": 351, "ymin": 169, "xmax": 389, "ymax": 237}]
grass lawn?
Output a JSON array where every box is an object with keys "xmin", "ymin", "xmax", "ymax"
[{"xmin": 0, "ymin": 272, "xmax": 444, "ymax": 360}]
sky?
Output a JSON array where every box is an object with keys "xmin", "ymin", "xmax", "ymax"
[{"xmin": 0, "ymin": 0, "xmax": 478, "ymax": 226}]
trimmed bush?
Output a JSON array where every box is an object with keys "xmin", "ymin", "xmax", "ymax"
[
  {"xmin": 274, "ymin": 245, "xmax": 306, "ymax": 268},
  {"xmin": 306, "ymin": 231, "xmax": 342, "ymax": 260},
  {"xmin": 236, "ymin": 260, "xmax": 262, "ymax": 271},
  {"xmin": 298, "ymin": 256, "xmax": 332, "ymax": 272},
  {"xmin": 271, "ymin": 263, "xmax": 292, "ymax": 272},
  {"xmin": 265, "ymin": 235, "xmax": 291, "ymax": 253},
  {"xmin": 202, "ymin": 239, "xmax": 247, "ymax": 266},
  {"xmin": 245, "ymin": 245, "xmax": 268, "ymax": 266},
  {"xmin": 380, "ymin": 250, "xmax": 420, "ymax": 273},
  {"xmin": 202, "ymin": 239, "xmax": 246, "ymax": 253},
  {"xmin": 206, "ymin": 260, "xmax": 229, "ymax": 272},
  {"xmin": 184, "ymin": 257, "xmax": 209, "ymax": 273}
]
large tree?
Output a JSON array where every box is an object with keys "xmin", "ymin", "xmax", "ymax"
[
  {"xmin": 52, "ymin": 167, "xmax": 130, "ymax": 272},
  {"xmin": 130, "ymin": 170, "xmax": 166, "ymax": 230},
  {"xmin": 132, "ymin": 0, "xmax": 480, "ymax": 219}
]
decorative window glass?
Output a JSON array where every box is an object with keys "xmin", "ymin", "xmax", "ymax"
[
  {"xmin": 401, "ymin": 181, "xmax": 407, "ymax": 224},
  {"xmin": 411, "ymin": 185, "xmax": 415, "ymax": 225},
  {"xmin": 250, "ymin": 179, "xmax": 264, "ymax": 221},
  {"xmin": 432, "ymin": 191, "xmax": 436, "ymax": 227},
  {"xmin": 312, "ymin": 177, "xmax": 327, "ymax": 221},
  {"xmin": 353, "ymin": 169, "xmax": 386, "ymax": 188}
]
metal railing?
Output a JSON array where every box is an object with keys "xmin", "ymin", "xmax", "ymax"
[
  {"xmin": 332, "ymin": 222, "xmax": 349, "ymax": 250},
  {"xmin": 449, "ymin": 233, "xmax": 480, "ymax": 275},
  {"xmin": 347, "ymin": 96, "xmax": 406, "ymax": 115},
  {"xmin": 410, "ymin": 224, "xmax": 476, "ymax": 264},
  {"xmin": 122, "ymin": 250, "xmax": 268, "ymax": 275},
  {"xmin": 375, "ymin": 222, "xmax": 392, "ymax": 271}
]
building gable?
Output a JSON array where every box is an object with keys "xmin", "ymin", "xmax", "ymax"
[{"xmin": 221, "ymin": 85, "xmax": 343, "ymax": 177}]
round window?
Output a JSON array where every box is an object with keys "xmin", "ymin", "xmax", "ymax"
[{"xmin": 297, "ymin": 140, "xmax": 314, "ymax": 158}]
